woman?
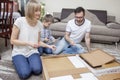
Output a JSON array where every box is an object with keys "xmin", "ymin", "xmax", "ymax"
[{"xmin": 10, "ymin": 0, "xmax": 55, "ymax": 79}]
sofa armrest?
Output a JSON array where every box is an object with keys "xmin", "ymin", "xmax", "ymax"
[
  {"xmin": 107, "ymin": 22, "xmax": 120, "ymax": 29},
  {"xmin": 107, "ymin": 15, "xmax": 116, "ymax": 22},
  {"xmin": 54, "ymin": 17, "xmax": 61, "ymax": 23}
]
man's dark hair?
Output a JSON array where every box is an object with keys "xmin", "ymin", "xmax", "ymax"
[
  {"xmin": 74, "ymin": 7, "xmax": 85, "ymax": 15},
  {"xmin": 43, "ymin": 14, "xmax": 54, "ymax": 23}
]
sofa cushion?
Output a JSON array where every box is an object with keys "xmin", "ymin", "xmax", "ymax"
[
  {"xmin": 91, "ymin": 35, "xmax": 120, "ymax": 42},
  {"xmin": 51, "ymin": 31, "xmax": 65, "ymax": 37},
  {"xmin": 50, "ymin": 22, "xmax": 67, "ymax": 32},
  {"xmin": 107, "ymin": 22, "xmax": 120, "ymax": 29},
  {"xmin": 107, "ymin": 15, "xmax": 116, "ymax": 22},
  {"xmin": 91, "ymin": 25, "xmax": 120, "ymax": 37}
]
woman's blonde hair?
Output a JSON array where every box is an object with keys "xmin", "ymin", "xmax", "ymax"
[{"xmin": 25, "ymin": 0, "xmax": 41, "ymax": 19}]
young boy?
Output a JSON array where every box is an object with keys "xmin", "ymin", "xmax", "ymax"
[{"xmin": 38, "ymin": 14, "xmax": 56, "ymax": 55}]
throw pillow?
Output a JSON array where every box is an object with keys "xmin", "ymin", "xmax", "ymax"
[
  {"xmin": 61, "ymin": 12, "xmax": 74, "ymax": 23},
  {"xmin": 85, "ymin": 10, "xmax": 105, "ymax": 26},
  {"xmin": 107, "ymin": 22, "xmax": 120, "ymax": 29}
]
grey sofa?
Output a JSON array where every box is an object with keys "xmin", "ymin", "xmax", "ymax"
[{"xmin": 50, "ymin": 8, "xmax": 120, "ymax": 45}]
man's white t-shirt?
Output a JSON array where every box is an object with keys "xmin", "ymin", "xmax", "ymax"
[
  {"xmin": 12, "ymin": 17, "xmax": 43, "ymax": 57},
  {"xmin": 66, "ymin": 19, "xmax": 91, "ymax": 44}
]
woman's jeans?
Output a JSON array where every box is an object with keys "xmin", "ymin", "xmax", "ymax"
[
  {"xmin": 38, "ymin": 47, "xmax": 52, "ymax": 55},
  {"xmin": 12, "ymin": 53, "xmax": 42, "ymax": 79},
  {"xmin": 53, "ymin": 38, "xmax": 85, "ymax": 54}
]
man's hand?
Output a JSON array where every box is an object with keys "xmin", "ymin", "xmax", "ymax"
[
  {"xmin": 48, "ymin": 45, "xmax": 56, "ymax": 51},
  {"xmin": 65, "ymin": 32, "xmax": 75, "ymax": 46},
  {"xmin": 88, "ymin": 48, "xmax": 92, "ymax": 53},
  {"xmin": 70, "ymin": 40, "xmax": 75, "ymax": 46}
]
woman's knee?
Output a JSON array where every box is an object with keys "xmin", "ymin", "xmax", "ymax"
[
  {"xmin": 12, "ymin": 55, "xmax": 32, "ymax": 79},
  {"xmin": 32, "ymin": 65, "xmax": 42, "ymax": 75},
  {"xmin": 19, "ymin": 69, "xmax": 31, "ymax": 79},
  {"xmin": 29, "ymin": 54, "xmax": 42, "ymax": 75}
]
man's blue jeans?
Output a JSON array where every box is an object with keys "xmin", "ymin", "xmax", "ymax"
[
  {"xmin": 53, "ymin": 38, "xmax": 85, "ymax": 54},
  {"xmin": 38, "ymin": 47, "xmax": 52, "ymax": 55},
  {"xmin": 12, "ymin": 53, "xmax": 42, "ymax": 79},
  {"xmin": 63, "ymin": 44, "xmax": 85, "ymax": 54}
]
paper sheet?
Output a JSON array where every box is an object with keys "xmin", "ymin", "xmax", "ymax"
[
  {"xmin": 80, "ymin": 72, "xmax": 95, "ymax": 77},
  {"xmin": 67, "ymin": 56, "xmax": 86, "ymax": 68},
  {"xmin": 50, "ymin": 75, "xmax": 74, "ymax": 80},
  {"xmin": 80, "ymin": 72, "xmax": 98, "ymax": 80},
  {"xmin": 76, "ymin": 78, "xmax": 93, "ymax": 80}
]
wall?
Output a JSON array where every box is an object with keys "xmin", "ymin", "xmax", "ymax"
[{"xmin": 40, "ymin": 0, "xmax": 120, "ymax": 23}]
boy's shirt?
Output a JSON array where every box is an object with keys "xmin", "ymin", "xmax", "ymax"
[{"xmin": 41, "ymin": 27, "xmax": 55, "ymax": 44}]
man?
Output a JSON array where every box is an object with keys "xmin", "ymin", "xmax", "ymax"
[{"xmin": 53, "ymin": 7, "xmax": 91, "ymax": 54}]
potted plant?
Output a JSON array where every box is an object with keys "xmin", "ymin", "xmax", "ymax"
[{"xmin": 40, "ymin": 2, "xmax": 45, "ymax": 21}]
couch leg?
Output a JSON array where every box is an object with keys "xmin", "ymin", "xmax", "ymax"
[{"xmin": 115, "ymin": 42, "xmax": 118, "ymax": 49}]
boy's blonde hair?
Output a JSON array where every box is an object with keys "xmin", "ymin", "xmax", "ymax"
[
  {"xmin": 25, "ymin": 0, "xmax": 41, "ymax": 19},
  {"xmin": 43, "ymin": 14, "xmax": 54, "ymax": 23}
]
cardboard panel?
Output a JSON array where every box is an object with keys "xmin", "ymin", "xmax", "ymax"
[
  {"xmin": 80, "ymin": 49, "xmax": 115, "ymax": 67},
  {"xmin": 48, "ymin": 68, "xmax": 89, "ymax": 78},
  {"xmin": 98, "ymin": 73, "xmax": 120, "ymax": 80},
  {"xmin": 41, "ymin": 55, "xmax": 90, "ymax": 80},
  {"xmin": 102, "ymin": 61, "xmax": 120, "ymax": 68},
  {"xmin": 41, "ymin": 50, "xmax": 120, "ymax": 80},
  {"xmin": 42, "ymin": 57, "xmax": 75, "ymax": 72}
]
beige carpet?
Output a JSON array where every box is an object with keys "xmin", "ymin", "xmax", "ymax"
[
  {"xmin": 0, "ymin": 38, "xmax": 43, "ymax": 80},
  {"xmin": 0, "ymin": 38, "xmax": 120, "ymax": 80}
]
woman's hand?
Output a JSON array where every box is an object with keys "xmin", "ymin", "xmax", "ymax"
[{"xmin": 28, "ymin": 42, "xmax": 39, "ymax": 48}]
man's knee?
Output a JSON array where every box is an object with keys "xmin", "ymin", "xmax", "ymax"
[
  {"xmin": 77, "ymin": 45, "xmax": 85, "ymax": 53},
  {"xmin": 46, "ymin": 48, "xmax": 52, "ymax": 54},
  {"xmin": 53, "ymin": 49, "xmax": 61, "ymax": 55}
]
